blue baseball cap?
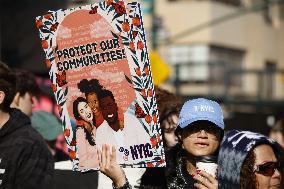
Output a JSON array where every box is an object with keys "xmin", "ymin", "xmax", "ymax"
[{"xmin": 177, "ymin": 98, "xmax": 225, "ymax": 130}]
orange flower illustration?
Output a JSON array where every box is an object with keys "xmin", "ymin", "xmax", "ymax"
[
  {"xmin": 51, "ymin": 84, "xmax": 57, "ymax": 92},
  {"xmin": 145, "ymin": 115, "xmax": 152, "ymax": 124},
  {"xmin": 129, "ymin": 41, "xmax": 135, "ymax": 51},
  {"xmin": 122, "ymin": 22, "xmax": 130, "ymax": 32},
  {"xmin": 132, "ymin": 17, "xmax": 140, "ymax": 27},
  {"xmin": 135, "ymin": 68, "xmax": 141, "ymax": 76},
  {"xmin": 64, "ymin": 128, "xmax": 70, "ymax": 137},
  {"xmin": 41, "ymin": 40, "xmax": 48, "ymax": 49},
  {"xmin": 137, "ymin": 41, "xmax": 144, "ymax": 50},
  {"xmin": 35, "ymin": 19, "xmax": 43, "ymax": 29},
  {"xmin": 69, "ymin": 150, "xmax": 76, "ymax": 159},
  {"xmin": 144, "ymin": 67, "xmax": 149, "ymax": 75}
]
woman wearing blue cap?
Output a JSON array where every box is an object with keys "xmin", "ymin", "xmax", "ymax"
[{"xmin": 166, "ymin": 98, "xmax": 225, "ymax": 189}]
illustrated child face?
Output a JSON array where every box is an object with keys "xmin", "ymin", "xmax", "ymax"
[
  {"xmin": 100, "ymin": 96, "xmax": 118, "ymax": 124},
  {"xmin": 86, "ymin": 92, "xmax": 100, "ymax": 116},
  {"xmin": 78, "ymin": 101, "xmax": 93, "ymax": 123}
]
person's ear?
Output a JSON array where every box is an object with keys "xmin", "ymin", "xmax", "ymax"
[
  {"xmin": 10, "ymin": 92, "xmax": 20, "ymax": 108},
  {"xmin": 0, "ymin": 91, "xmax": 5, "ymax": 105}
]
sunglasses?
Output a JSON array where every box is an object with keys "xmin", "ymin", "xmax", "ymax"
[{"xmin": 253, "ymin": 162, "xmax": 280, "ymax": 176}]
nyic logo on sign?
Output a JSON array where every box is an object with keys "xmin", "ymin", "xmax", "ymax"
[{"xmin": 194, "ymin": 105, "xmax": 215, "ymax": 113}]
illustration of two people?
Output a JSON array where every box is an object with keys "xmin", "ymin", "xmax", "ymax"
[{"xmin": 73, "ymin": 79, "xmax": 149, "ymax": 170}]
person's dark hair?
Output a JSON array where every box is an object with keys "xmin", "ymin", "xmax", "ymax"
[
  {"xmin": 155, "ymin": 86, "xmax": 183, "ymax": 129},
  {"xmin": 0, "ymin": 62, "xmax": 16, "ymax": 112},
  {"xmin": 0, "ymin": 62, "xmax": 11, "ymax": 74},
  {"xmin": 73, "ymin": 97, "xmax": 96, "ymax": 146},
  {"xmin": 77, "ymin": 79, "xmax": 104, "ymax": 96},
  {"xmin": 14, "ymin": 70, "xmax": 41, "ymax": 98},
  {"xmin": 98, "ymin": 89, "xmax": 116, "ymax": 102},
  {"xmin": 240, "ymin": 149, "xmax": 257, "ymax": 189}
]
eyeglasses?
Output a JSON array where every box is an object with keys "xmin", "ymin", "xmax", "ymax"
[
  {"xmin": 183, "ymin": 124, "xmax": 222, "ymax": 138},
  {"xmin": 253, "ymin": 162, "xmax": 280, "ymax": 176}
]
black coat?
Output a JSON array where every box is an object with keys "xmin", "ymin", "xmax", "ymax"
[
  {"xmin": 0, "ymin": 109, "xmax": 54, "ymax": 189},
  {"xmin": 166, "ymin": 146, "xmax": 195, "ymax": 189}
]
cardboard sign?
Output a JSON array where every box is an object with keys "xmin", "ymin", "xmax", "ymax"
[{"xmin": 36, "ymin": 0, "xmax": 165, "ymax": 171}]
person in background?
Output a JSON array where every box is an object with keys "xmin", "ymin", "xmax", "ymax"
[
  {"xmin": 218, "ymin": 130, "xmax": 283, "ymax": 189},
  {"xmin": 10, "ymin": 69, "xmax": 40, "ymax": 117},
  {"xmin": 269, "ymin": 117, "xmax": 284, "ymax": 188},
  {"xmin": 139, "ymin": 87, "xmax": 183, "ymax": 189},
  {"xmin": 270, "ymin": 117, "xmax": 284, "ymax": 149},
  {"xmin": 31, "ymin": 111, "xmax": 69, "ymax": 162},
  {"xmin": 155, "ymin": 86, "xmax": 182, "ymax": 150},
  {"xmin": 0, "ymin": 62, "xmax": 54, "ymax": 189}
]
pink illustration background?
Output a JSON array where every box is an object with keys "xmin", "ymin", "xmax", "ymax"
[{"xmin": 55, "ymin": 10, "xmax": 136, "ymax": 117}]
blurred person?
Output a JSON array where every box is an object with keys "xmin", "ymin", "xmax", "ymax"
[
  {"xmin": 10, "ymin": 69, "xmax": 40, "ymax": 117},
  {"xmin": 270, "ymin": 118, "xmax": 284, "ymax": 149},
  {"xmin": 139, "ymin": 87, "xmax": 183, "ymax": 189},
  {"xmin": 31, "ymin": 111, "xmax": 69, "ymax": 162},
  {"xmin": 73, "ymin": 97, "xmax": 99, "ymax": 170},
  {"xmin": 155, "ymin": 86, "xmax": 182, "ymax": 150},
  {"xmin": 218, "ymin": 130, "xmax": 283, "ymax": 189},
  {"xmin": 0, "ymin": 62, "xmax": 54, "ymax": 189}
]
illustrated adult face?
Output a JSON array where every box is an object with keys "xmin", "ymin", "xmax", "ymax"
[
  {"xmin": 180, "ymin": 121, "xmax": 222, "ymax": 157},
  {"xmin": 254, "ymin": 144, "xmax": 281, "ymax": 189},
  {"xmin": 77, "ymin": 101, "xmax": 93, "ymax": 123},
  {"xmin": 86, "ymin": 92, "xmax": 100, "ymax": 116},
  {"xmin": 100, "ymin": 96, "xmax": 118, "ymax": 124},
  {"xmin": 162, "ymin": 113, "xmax": 179, "ymax": 149}
]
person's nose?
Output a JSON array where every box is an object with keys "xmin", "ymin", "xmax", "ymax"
[
  {"xmin": 174, "ymin": 134, "xmax": 178, "ymax": 141},
  {"xmin": 273, "ymin": 168, "xmax": 281, "ymax": 178},
  {"xmin": 197, "ymin": 130, "xmax": 208, "ymax": 138}
]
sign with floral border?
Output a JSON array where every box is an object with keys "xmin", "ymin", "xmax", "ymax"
[{"xmin": 36, "ymin": 0, "xmax": 165, "ymax": 171}]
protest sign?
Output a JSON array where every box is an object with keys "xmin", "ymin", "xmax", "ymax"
[{"xmin": 36, "ymin": 0, "xmax": 165, "ymax": 171}]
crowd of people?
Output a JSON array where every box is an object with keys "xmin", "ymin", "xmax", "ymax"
[{"xmin": 0, "ymin": 61, "xmax": 283, "ymax": 189}]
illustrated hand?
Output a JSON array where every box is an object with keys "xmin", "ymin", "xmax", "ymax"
[
  {"xmin": 98, "ymin": 144, "xmax": 126, "ymax": 187},
  {"xmin": 193, "ymin": 170, "xmax": 218, "ymax": 189}
]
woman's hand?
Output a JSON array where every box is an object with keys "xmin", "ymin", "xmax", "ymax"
[
  {"xmin": 193, "ymin": 170, "xmax": 218, "ymax": 189},
  {"xmin": 97, "ymin": 144, "xmax": 126, "ymax": 188}
]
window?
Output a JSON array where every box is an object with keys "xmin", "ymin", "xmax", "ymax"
[{"xmin": 209, "ymin": 45, "xmax": 245, "ymax": 86}]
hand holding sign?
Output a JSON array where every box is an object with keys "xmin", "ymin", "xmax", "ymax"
[{"xmin": 98, "ymin": 144, "xmax": 127, "ymax": 188}]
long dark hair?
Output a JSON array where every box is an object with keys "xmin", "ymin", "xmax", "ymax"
[
  {"xmin": 240, "ymin": 149, "xmax": 257, "ymax": 189},
  {"xmin": 73, "ymin": 97, "xmax": 96, "ymax": 146}
]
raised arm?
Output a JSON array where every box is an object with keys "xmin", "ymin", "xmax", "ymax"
[{"xmin": 97, "ymin": 144, "xmax": 131, "ymax": 189}]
